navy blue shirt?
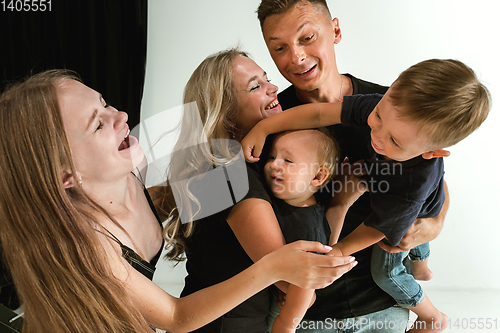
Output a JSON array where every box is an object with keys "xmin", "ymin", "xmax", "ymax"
[{"xmin": 341, "ymin": 94, "xmax": 445, "ymax": 245}]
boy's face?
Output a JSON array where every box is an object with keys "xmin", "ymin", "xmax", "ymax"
[
  {"xmin": 367, "ymin": 87, "xmax": 432, "ymax": 162},
  {"xmin": 264, "ymin": 130, "xmax": 322, "ymax": 204}
]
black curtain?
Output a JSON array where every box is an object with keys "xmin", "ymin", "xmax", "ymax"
[
  {"xmin": 0, "ymin": 0, "xmax": 148, "ymax": 315},
  {"xmin": 0, "ymin": 0, "xmax": 147, "ymax": 129}
]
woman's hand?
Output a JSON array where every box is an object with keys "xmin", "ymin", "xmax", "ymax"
[
  {"xmin": 240, "ymin": 125, "xmax": 268, "ymax": 163},
  {"xmin": 266, "ymin": 241, "xmax": 357, "ymax": 290}
]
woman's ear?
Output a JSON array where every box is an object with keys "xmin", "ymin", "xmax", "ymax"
[
  {"xmin": 62, "ymin": 170, "xmax": 81, "ymax": 188},
  {"xmin": 311, "ymin": 166, "xmax": 330, "ymax": 187}
]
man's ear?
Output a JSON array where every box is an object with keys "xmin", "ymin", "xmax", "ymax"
[
  {"xmin": 422, "ymin": 149, "xmax": 451, "ymax": 159},
  {"xmin": 332, "ymin": 17, "xmax": 342, "ymax": 44},
  {"xmin": 311, "ymin": 166, "xmax": 330, "ymax": 187}
]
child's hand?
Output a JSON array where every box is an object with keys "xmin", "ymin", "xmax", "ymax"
[
  {"xmin": 240, "ymin": 126, "xmax": 267, "ymax": 163},
  {"xmin": 330, "ymin": 158, "xmax": 368, "ymax": 208},
  {"xmin": 326, "ymin": 245, "xmax": 344, "ymax": 257}
]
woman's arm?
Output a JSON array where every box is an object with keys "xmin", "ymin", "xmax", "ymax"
[
  {"xmin": 241, "ymin": 102, "xmax": 343, "ymax": 162},
  {"xmin": 107, "ymin": 239, "xmax": 355, "ymax": 332},
  {"xmin": 226, "ymin": 197, "xmax": 291, "ymax": 293}
]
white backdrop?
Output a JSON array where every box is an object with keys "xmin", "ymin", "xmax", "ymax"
[{"xmin": 143, "ymin": 0, "xmax": 500, "ymax": 295}]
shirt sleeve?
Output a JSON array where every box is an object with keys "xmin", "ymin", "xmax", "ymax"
[
  {"xmin": 241, "ymin": 164, "xmax": 271, "ymax": 204},
  {"xmin": 341, "ymin": 94, "xmax": 384, "ymax": 127}
]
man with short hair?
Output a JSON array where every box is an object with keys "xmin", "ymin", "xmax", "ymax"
[{"xmin": 256, "ymin": 1, "xmax": 449, "ymax": 332}]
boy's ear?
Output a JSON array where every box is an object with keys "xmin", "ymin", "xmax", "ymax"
[
  {"xmin": 421, "ymin": 149, "xmax": 451, "ymax": 159},
  {"xmin": 311, "ymin": 166, "xmax": 330, "ymax": 187}
]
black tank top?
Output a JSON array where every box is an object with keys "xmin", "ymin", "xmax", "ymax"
[{"xmin": 104, "ymin": 186, "xmax": 164, "ymax": 280}]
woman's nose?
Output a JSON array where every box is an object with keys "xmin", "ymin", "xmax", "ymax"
[
  {"xmin": 114, "ymin": 110, "xmax": 128, "ymax": 125},
  {"xmin": 267, "ymin": 81, "xmax": 279, "ymax": 95}
]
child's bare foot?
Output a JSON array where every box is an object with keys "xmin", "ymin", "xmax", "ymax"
[
  {"xmin": 412, "ymin": 259, "xmax": 433, "ymax": 281},
  {"xmin": 407, "ymin": 296, "xmax": 448, "ymax": 332},
  {"xmin": 407, "ymin": 312, "xmax": 448, "ymax": 333}
]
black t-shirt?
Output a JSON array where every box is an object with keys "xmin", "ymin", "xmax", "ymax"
[
  {"xmin": 277, "ymin": 74, "xmax": 396, "ymax": 320},
  {"xmin": 272, "ymin": 192, "xmax": 331, "ymax": 245},
  {"xmin": 181, "ymin": 165, "xmax": 272, "ymax": 333},
  {"xmin": 341, "ymin": 94, "xmax": 445, "ymax": 246}
]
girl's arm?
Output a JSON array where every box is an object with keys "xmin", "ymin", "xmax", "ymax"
[
  {"xmin": 241, "ymin": 102, "xmax": 343, "ymax": 162},
  {"xmin": 107, "ymin": 238, "xmax": 355, "ymax": 332}
]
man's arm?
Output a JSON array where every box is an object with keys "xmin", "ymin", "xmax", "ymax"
[
  {"xmin": 378, "ymin": 181, "xmax": 449, "ymax": 253},
  {"xmin": 241, "ymin": 102, "xmax": 343, "ymax": 162}
]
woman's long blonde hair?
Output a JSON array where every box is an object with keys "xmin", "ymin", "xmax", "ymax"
[
  {"xmin": 158, "ymin": 48, "xmax": 248, "ymax": 261},
  {"xmin": 0, "ymin": 70, "xmax": 152, "ymax": 332}
]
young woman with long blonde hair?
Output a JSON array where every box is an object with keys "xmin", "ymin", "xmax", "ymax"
[{"xmin": 155, "ymin": 48, "xmax": 362, "ymax": 332}]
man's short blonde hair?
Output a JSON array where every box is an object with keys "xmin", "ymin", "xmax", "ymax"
[{"xmin": 257, "ymin": 0, "xmax": 332, "ymax": 29}]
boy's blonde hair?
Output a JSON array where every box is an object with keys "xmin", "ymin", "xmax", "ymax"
[
  {"xmin": 316, "ymin": 128, "xmax": 339, "ymax": 186},
  {"xmin": 275, "ymin": 128, "xmax": 339, "ymax": 187},
  {"xmin": 389, "ymin": 59, "xmax": 491, "ymax": 149}
]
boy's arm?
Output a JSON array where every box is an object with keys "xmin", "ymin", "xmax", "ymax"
[
  {"xmin": 325, "ymin": 204, "xmax": 348, "ymax": 246},
  {"xmin": 325, "ymin": 158, "xmax": 368, "ymax": 245},
  {"xmin": 270, "ymin": 286, "xmax": 315, "ymax": 333},
  {"xmin": 241, "ymin": 102, "xmax": 343, "ymax": 162},
  {"xmin": 328, "ymin": 223, "xmax": 385, "ymax": 257}
]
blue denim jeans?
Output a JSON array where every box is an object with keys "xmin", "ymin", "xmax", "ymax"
[
  {"xmin": 267, "ymin": 290, "xmax": 410, "ymax": 333},
  {"xmin": 371, "ymin": 243, "xmax": 429, "ymax": 308}
]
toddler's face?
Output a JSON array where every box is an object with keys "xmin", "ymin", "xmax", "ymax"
[
  {"xmin": 264, "ymin": 130, "xmax": 321, "ymax": 204},
  {"xmin": 367, "ymin": 87, "xmax": 431, "ymax": 162}
]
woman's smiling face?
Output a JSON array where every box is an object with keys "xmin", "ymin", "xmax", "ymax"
[
  {"xmin": 57, "ymin": 79, "xmax": 143, "ymax": 185},
  {"xmin": 232, "ymin": 55, "xmax": 282, "ymax": 139}
]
